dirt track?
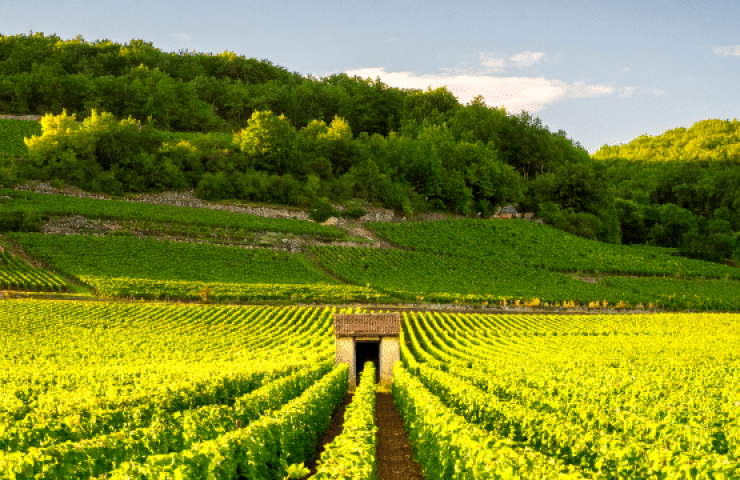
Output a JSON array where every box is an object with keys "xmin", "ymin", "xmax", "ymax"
[{"xmin": 376, "ymin": 391, "xmax": 425, "ymax": 479}]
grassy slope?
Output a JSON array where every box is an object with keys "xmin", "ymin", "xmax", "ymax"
[
  {"xmin": 4, "ymin": 114, "xmax": 740, "ymax": 309},
  {"xmin": 5, "ymin": 194, "xmax": 740, "ymax": 308},
  {"xmin": 309, "ymin": 245, "xmax": 740, "ymax": 309},
  {"xmin": 11, "ymin": 234, "xmax": 334, "ymax": 285},
  {"xmin": 366, "ymin": 219, "xmax": 740, "ymax": 279},
  {"xmin": 9, "ymin": 233, "xmax": 388, "ymax": 302}
]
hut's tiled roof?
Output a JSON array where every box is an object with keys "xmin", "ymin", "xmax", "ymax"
[{"xmin": 334, "ymin": 313, "xmax": 401, "ymax": 337}]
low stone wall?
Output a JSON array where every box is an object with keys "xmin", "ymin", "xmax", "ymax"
[{"xmin": 0, "ymin": 114, "xmax": 42, "ymax": 121}]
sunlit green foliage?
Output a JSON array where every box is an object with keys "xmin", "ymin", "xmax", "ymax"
[
  {"xmin": 310, "ymin": 362, "xmax": 377, "ymax": 480},
  {"xmin": 310, "ymin": 245, "xmax": 740, "ymax": 308},
  {"xmin": 0, "ymin": 301, "xmax": 352, "ymax": 478},
  {"xmin": 0, "ymin": 249, "xmax": 66, "ymax": 291},
  {"xmin": 0, "ymin": 33, "xmax": 588, "ymax": 219},
  {"xmin": 593, "ymin": 118, "xmax": 740, "ymax": 162},
  {"xmin": 399, "ymin": 311, "xmax": 740, "ymax": 477}
]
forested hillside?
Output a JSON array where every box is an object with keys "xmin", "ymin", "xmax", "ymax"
[
  {"xmin": 1, "ymin": 32, "xmax": 739, "ymax": 263},
  {"xmin": 591, "ymin": 119, "xmax": 740, "ymax": 262},
  {"xmin": 593, "ymin": 119, "xmax": 740, "ymax": 163},
  {"xmin": 0, "ymin": 33, "xmax": 606, "ymax": 228}
]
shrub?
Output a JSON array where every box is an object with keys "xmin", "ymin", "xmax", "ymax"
[
  {"xmin": 310, "ymin": 197, "xmax": 339, "ymax": 223},
  {"xmin": 342, "ymin": 201, "xmax": 366, "ymax": 219},
  {"xmin": 0, "ymin": 208, "xmax": 46, "ymax": 232}
]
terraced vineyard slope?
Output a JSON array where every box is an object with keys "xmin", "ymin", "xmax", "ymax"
[
  {"xmin": 309, "ymin": 219, "xmax": 740, "ymax": 309},
  {"xmin": 368, "ymin": 219, "xmax": 740, "ymax": 278},
  {"xmin": 0, "ymin": 249, "xmax": 66, "ymax": 292},
  {"xmin": 10, "ymin": 233, "xmax": 387, "ymax": 302}
]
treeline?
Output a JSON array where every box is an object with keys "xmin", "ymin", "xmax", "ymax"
[
  {"xmin": 0, "ymin": 32, "xmax": 407, "ymax": 136},
  {"xmin": 3, "ymin": 33, "xmax": 740, "ymax": 262},
  {"xmin": 593, "ymin": 119, "xmax": 740, "ymax": 163},
  {"xmin": 16, "ymin": 108, "xmax": 536, "ymax": 220},
  {"xmin": 0, "ymin": 34, "xmax": 601, "ymax": 226},
  {"xmin": 603, "ymin": 159, "xmax": 740, "ymax": 262},
  {"xmin": 593, "ymin": 119, "xmax": 740, "ymax": 262}
]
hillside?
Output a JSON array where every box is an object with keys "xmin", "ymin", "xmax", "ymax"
[
  {"xmin": 1, "ymin": 185, "xmax": 740, "ymax": 311},
  {"xmin": 592, "ymin": 118, "xmax": 740, "ymax": 163},
  {"xmin": 0, "ymin": 33, "xmax": 614, "ymax": 242},
  {"xmin": 591, "ymin": 119, "xmax": 740, "ymax": 262},
  {"xmin": 1, "ymin": 33, "xmax": 740, "ymax": 277}
]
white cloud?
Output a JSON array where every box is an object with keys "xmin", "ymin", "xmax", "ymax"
[
  {"xmin": 342, "ymin": 67, "xmax": 615, "ymax": 113},
  {"xmin": 569, "ymin": 82, "xmax": 614, "ymax": 98},
  {"xmin": 474, "ymin": 51, "xmax": 545, "ymax": 72},
  {"xmin": 510, "ymin": 51, "xmax": 545, "ymax": 68},
  {"xmin": 619, "ymin": 86, "xmax": 637, "ymax": 98},
  {"xmin": 172, "ymin": 33, "xmax": 190, "ymax": 43},
  {"xmin": 478, "ymin": 53, "xmax": 507, "ymax": 71},
  {"xmin": 617, "ymin": 86, "xmax": 667, "ymax": 98},
  {"xmin": 714, "ymin": 45, "xmax": 740, "ymax": 57},
  {"xmin": 622, "ymin": 67, "xmax": 631, "ymax": 72}
]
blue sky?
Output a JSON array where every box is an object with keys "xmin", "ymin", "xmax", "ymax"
[{"xmin": 1, "ymin": 0, "xmax": 738, "ymax": 153}]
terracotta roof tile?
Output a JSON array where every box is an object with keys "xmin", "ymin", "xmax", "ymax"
[{"xmin": 334, "ymin": 313, "xmax": 401, "ymax": 337}]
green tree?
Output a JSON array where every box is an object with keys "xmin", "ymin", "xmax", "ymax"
[{"xmin": 234, "ymin": 110, "xmax": 297, "ymax": 174}]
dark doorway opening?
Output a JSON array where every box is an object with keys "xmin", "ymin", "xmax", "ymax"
[{"xmin": 355, "ymin": 341, "xmax": 380, "ymax": 385}]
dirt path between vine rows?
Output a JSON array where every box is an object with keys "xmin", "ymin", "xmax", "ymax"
[
  {"xmin": 375, "ymin": 391, "xmax": 425, "ymax": 479},
  {"xmin": 301, "ymin": 390, "xmax": 424, "ymax": 479}
]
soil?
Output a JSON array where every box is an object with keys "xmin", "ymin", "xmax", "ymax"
[
  {"xmin": 375, "ymin": 391, "xmax": 425, "ymax": 479},
  {"xmin": 301, "ymin": 391, "xmax": 425, "ymax": 480}
]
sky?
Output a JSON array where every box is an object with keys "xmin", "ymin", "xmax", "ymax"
[{"xmin": 1, "ymin": 0, "xmax": 738, "ymax": 153}]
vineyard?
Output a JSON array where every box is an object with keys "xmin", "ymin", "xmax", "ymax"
[
  {"xmin": 367, "ymin": 219, "xmax": 740, "ymax": 279},
  {"xmin": 0, "ymin": 249, "xmax": 66, "ymax": 291},
  {"xmin": 9, "ymin": 233, "xmax": 387, "ymax": 302},
  {"xmin": 2, "ymin": 31, "xmax": 740, "ymax": 480},
  {"xmin": 311, "ymin": 245, "xmax": 740, "ymax": 309},
  {"xmin": 1, "ymin": 301, "xmax": 739, "ymax": 479},
  {"xmin": 0, "ymin": 301, "xmax": 351, "ymax": 479},
  {"xmin": 396, "ymin": 310, "xmax": 740, "ymax": 478}
]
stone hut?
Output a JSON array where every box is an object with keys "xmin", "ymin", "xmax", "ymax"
[{"xmin": 334, "ymin": 313, "xmax": 401, "ymax": 387}]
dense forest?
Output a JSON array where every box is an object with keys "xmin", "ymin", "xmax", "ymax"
[
  {"xmin": 594, "ymin": 119, "xmax": 740, "ymax": 262},
  {"xmin": 1, "ymin": 32, "xmax": 739, "ymax": 262}
]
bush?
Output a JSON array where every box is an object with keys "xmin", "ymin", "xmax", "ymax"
[
  {"xmin": 0, "ymin": 208, "xmax": 46, "ymax": 232},
  {"xmin": 680, "ymin": 226, "xmax": 738, "ymax": 262},
  {"xmin": 310, "ymin": 197, "xmax": 339, "ymax": 223},
  {"xmin": 22, "ymin": 110, "xmax": 175, "ymax": 194},
  {"xmin": 342, "ymin": 201, "xmax": 366, "ymax": 219}
]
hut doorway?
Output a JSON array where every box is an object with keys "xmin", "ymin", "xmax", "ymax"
[{"xmin": 355, "ymin": 339, "xmax": 381, "ymax": 384}]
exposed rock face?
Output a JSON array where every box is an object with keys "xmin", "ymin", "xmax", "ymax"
[
  {"xmin": 41, "ymin": 215, "xmax": 108, "ymax": 235},
  {"xmin": 322, "ymin": 216, "xmax": 339, "ymax": 226}
]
